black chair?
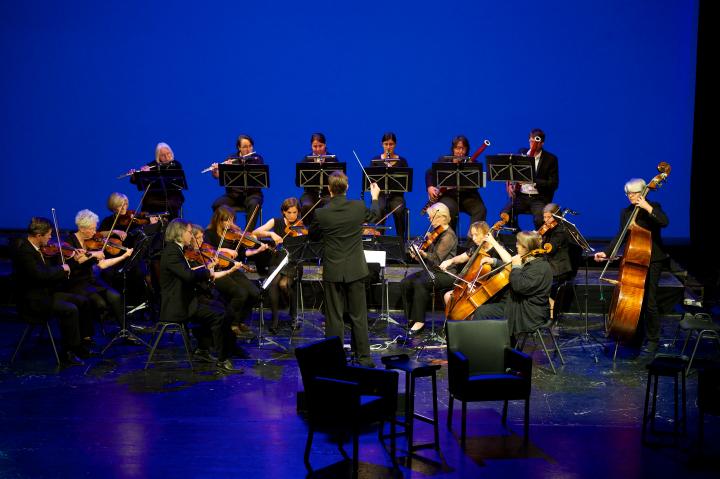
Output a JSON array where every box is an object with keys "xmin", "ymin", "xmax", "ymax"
[
  {"xmin": 671, "ymin": 312, "xmax": 720, "ymax": 372},
  {"xmin": 515, "ymin": 318, "xmax": 565, "ymax": 374},
  {"xmin": 144, "ymin": 321, "xmax": 194, "ymax": 370},
  {"xmin": 446, "ymin": 320, "xmax": 533, "ymax": 449},
  {"xmin": 294, "ymin": 336, "xmax": 398, "ymax": 475},
  {"xmin": 11, "ymin": 305, "xmax": 60, "ymax": 366}
]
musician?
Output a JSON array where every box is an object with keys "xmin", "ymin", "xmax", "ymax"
[
  {"xmin": 473, "ymin": 231, "xmax": 553, "ymax": 337},
  {"xmin": 210, "ymin": 134, "xmax": 265, "ymax": 231},
  {"xmin": 309, "ymin": 171, "xmax": 381, "ymax": 368},
  {"xmin": 161, "ymin": 218, "xmax": 241, "ymax": 371},
  {"xmin": 594, "ymin": 178, "xmax": 669, "ymax": 353},
  {"xmin": 440, "ymin": 221, "xmax": 496, "ymax": 306},
  {"xmin": 11, "ymin": 217, "xmax": 93, "ymax": 365},
  {"xmin": 204, "ymin": 205, "xmax": 266, "ymax": 336},
  {"xmin": 299, "ymin": 132, "xmax": 339, "ymax": 219},
  {"xmin": 425, "ymin": 135, "xmax": 487, "ymax": 230},
  {"xmin": 128, "ymin": 142, "xmax": 185, "ymax": 219},
  {"xmin": 367, "ymin": 132, "xmax": 408, "ymax": 240},
  {"xmin": 540, "ymin": 203, "xmax": 573, "ymax": 318},
  {"xmin": 401, "ymin": 202, "xmax": 458, "ymax": 333},
  {"xmin": 252, "ymin": 197, "xmax": 304, "ymax": 333},
  {"xmin": 502, "ymin": 129, "xmax": 559, "ymax": 229},
  {"xmin": 62, "ymin": 210, "xmax": 134, "ymax": 338}
]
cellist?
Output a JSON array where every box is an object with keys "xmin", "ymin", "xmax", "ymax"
[{"xmin": 594, "ymin": 178, "xmax": 669, "ymax": 353}]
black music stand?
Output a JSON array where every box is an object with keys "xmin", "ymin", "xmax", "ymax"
[
  {"xmin": 286, "ymin": 237, "xmax": 326, "ymax": 339},
  {"xmin": 552, "ymin": 214, "xmax": 604, "ymax": 360},
  {"xmin": 296, "ymin": 162, "xmax": 347, "ymax": 193},
  {"xmin": 486, "ymin": 154, "xmax": 535, "ymax": 227},
  {"xmin": 252, "ymin": 252, "xmax": 290, "ymax": 359},
  {"xmin": 218, "ymin": 163, "xmax": 269, "ymax": 190},
  {"xmin": 133, "ymin": 169, "xmax": 188, "ymax": 214},
  {"xmin": 406, "ymin": 244, "xmax": 447, "ymax": 357},
  {"xmin": 363, "ymin": 166, "xmax": 413, "ymax": 193},
  {"xmin": 430, "ymin": 161, "xmax": 484, "ymax": 231}
]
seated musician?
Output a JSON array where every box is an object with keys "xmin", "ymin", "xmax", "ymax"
[
  {"xmin": 367, "ymin": 132, "xmax": 408, "ymax": 240},
  {"xmin": 593, "ymin": 178, "xmax": 669, "ymax": 354},
  {"xmin": 160, "ymin": 219, "xmax": 240, "ymax": 371},
  {"xmin": 540, "ymin": 203, "xmax": 573, "ymax": 318},
  {"xmin": 299, "ymin": 132, "xmax": 338, "ymax": 219},
  {"xmin": 204, "ymin": 205, "xmax": 267, "ymax": 337},
  {"xmin": 127, "ymin": 142, "xmax": 185, "ymax": 219},
  {"xmin": 473, "ymin": 231, "xmax": 553, "ymax": 339},
  {"xmin": 252, "ymin": 197, "xmax": 305, "ymax": 333},
  {"xmin": 61, "ymin": 210, "xmax": 134, "ymax": 339},
  {"xmin": 501, "ymin": 128, "xmax": 559, "ymax": 229},
  {"xmin": 440, "ymin": 221, "xmax": 499, "ymax": 306},
  {"xmin": 425, "ymin": 135, "xmax": 487, "ymax": 231},
  {"xmin": 400, "ymin": 202, "xmax": 458, "ymax": 333},
  {"xmin": 11, "ymin": 217, "xmax": 93, "ymax": 365},
  {"xmin": 210, "ymin": 134, "xmax": 265, "ymax": 231}
]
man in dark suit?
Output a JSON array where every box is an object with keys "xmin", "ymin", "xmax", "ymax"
[
  {"xmin": 310, "ymin": 171, "xmax": 381, "ymax": 367},
  {"xmin": 502, "ymin": 128, "xmax": 559, "ymax": 228},
  {"xmin": 160, "ymin": 218, "xmax": 241, "ymax": 371},
  {"xmin": 11, "ymin": 217, "xmax": 92, "ymax": 365}
]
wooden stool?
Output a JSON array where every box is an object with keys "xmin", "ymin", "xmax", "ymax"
[{"xmin": 381, "ymin": 353, "xmax": 441, "ymax": 451}]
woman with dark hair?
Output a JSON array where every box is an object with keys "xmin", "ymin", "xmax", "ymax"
[
  {"xmin": 299, "ymin": 132, "xmax": 338, "ymax": 219},
  {"xmin": 425, "ymin": 135, "xmax": 487, "ymax": 231},
  {"xmin": 253, "ymin": 197, "xmax": 305, "ymax": 333},
  {"xmin": 210, "ymin": 134, "xmax": 265, "ymax": 231},
  {"xmin": 367, "ymin": 132, "xmax": 408, "ymax": 241}
]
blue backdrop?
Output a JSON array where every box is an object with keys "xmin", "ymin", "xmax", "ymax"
[{"xmin": 0, "ymin": 0, "xmax": 698, "ymax": 238}]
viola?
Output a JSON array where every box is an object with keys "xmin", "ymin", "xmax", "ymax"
[
  {"xmin": 537, "ymin": 218, "xmax": 558, "ymax": 237},
  {"xmin": 417, "ymin": 224, "xmax": 449, "ymax": 251},
  {"xmin": 284, "ymin": 221, "xmax": 308, "ymax": 237},
  {"xmin": 83, "ymin": 233, "xmax": 130, "ymax": 256}
]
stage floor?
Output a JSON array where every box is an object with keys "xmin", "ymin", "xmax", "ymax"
[{"xmin": 1, "ymin": 308, "xmax": 719, "ymax": 478}]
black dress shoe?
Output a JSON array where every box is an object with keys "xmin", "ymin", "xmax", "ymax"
[
  {"xmin": 356, "ymin": 356, "xmax": 376, "ymax": 368},
  {"xmin": 193, "ymin": 349, "xmax": 217, "ymax": 363},
  {"xmin": 216, "ymin": 359, "xmax": 244, "ymax": 373},
  {"xmin": 61, "ymin": 351, "xmax": 85, "ymax": 367}
]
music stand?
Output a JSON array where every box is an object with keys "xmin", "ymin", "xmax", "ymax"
[
  {"xmin": 363, "ymin": 166, "xmax": 413, "ymax": 193},
  {"xmin": 251, "ymin": 251, "xmax": 290, "ymax": 358},
  {"xmin": 218, "ymin": 163, "xmax": 269, "ymax": 190},
  {"xmin": 102, "ymin": 234, "xmax": 153, "ymax": 355},
  {"xmin": 133, "ymin": 169, "xmax": 188, "ymax": 213},
  {"xmin": 295, "ymin": 162, "xmax": 346, "ymax": 192},
  {"xmin": 286, "ymin": 237, "xmax": 326, "ymax": 339},
  {"xmin": 431, "ymin": 161, "xmax": 485, "ymax": 231},
  {"xmin": 487, "ymin": 154, "xmax": 535, "ymax": 227},
  {"xmin": 406, "ymin": 244, "xmax": 447, "ymax": 358},
  {"xmin": 363, "ymin": 250, "xmax": 398, "ymax": 326},
  {"xmin": 552, "ymin": 214, "xmax": 604, "ymax": 359}
]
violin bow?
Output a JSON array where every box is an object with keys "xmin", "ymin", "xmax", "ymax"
[
  {"xmin": 352, "ymin": 150, "xmax": 374, "ymax": 188},
  {"xmin": 50, "ymin": 208, "xmax": 66, "ymax": 267},
  {"xmin": 121, "ymin": 182, "xmax": 153, "ymax": 238},
  {"xmin": 280, "ymin": 198, "xmax": 321, "ymax": 243},
  {"xmin": 233, "ymin": 204, "xmax": 260, "ymax": 254}
]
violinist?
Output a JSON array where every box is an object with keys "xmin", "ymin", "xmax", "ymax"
[
  {"xmin": 160, "ymin": 219, "xmax": 240, "ymax": 372},
  {"xmin": 127, "ymin": 142, "xmax": 185, "ymax": 219},
  {"xmin": 299, "ymin": 132, "xmax": 338, "ymax": 219},
  {"xmin": 368, "ymin": 132, "xmax": 408, "ymax": 240},
  {"xmin": 210, "ymin": 134, "xmax": 265, "ymax": 231},
  {"xmin": 61, "ymin": 210, "xmax": 134, "ymax": 338},
  {"xmin": 594, "ymin": 178, "xmax": 669, "ymax": 354},
  {"xmin": 205, "ymin": 205, "xmax": 267, "ymax": 336},
  {"xmin": 11, "ymin": 217, "xmax": 93, "ymax": 365},
  {"xmin": 400, "ymin": 202, "xmax": 458, "ymax": 333},
  {"xmin": 425, "ymin": 135, "xmax": 487, "ymax": 230},
  {"xmin": 473, "ymin": 231, "xmax": 553, "ymax": 338},
  {"xmin": 252, "ymin": 197, "xmax": 304, "ymax": 333},
  {"xmin": 539, "ymin": 203, "xmax": 573, "ymax": 318},
  {"xmin": 501, "ymin": 129, "xmax": 559, "ymax": 229}
]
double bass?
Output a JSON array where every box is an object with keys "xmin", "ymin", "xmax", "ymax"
[{"xmin": 601, "ymin": 162, "xmax": 671, "ymax": 340}]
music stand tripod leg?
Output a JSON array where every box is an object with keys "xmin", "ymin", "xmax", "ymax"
[{"xmin": 102, "ymin": 269, "xmax": 151, "ymax": 355}]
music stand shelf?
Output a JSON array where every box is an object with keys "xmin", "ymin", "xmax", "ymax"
[
  {"xmin": 362, "ymin": 166, "xmax": 413, "ymax": 193},
  {"xmin": 218, "ymin": 163, "xmax": 269, "ymax": 190},
  {"xmin": 295, "ymin": 162, "xmax": 347, "ymax": 189}
]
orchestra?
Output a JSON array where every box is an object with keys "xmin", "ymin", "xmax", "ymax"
[{"xmin": 10, "ymin": 126, "xmax": 675, "ymax": 368}]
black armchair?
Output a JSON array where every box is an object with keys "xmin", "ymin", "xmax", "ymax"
[
  {"xmin": 446, "ymin": 319, "xmax": 533, "ymax": 449},
  {"xmin": 294, "ymin": 336, "xmax": 399, "ymax": 474}
]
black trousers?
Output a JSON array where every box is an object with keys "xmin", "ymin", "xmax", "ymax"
[
  {"xmin": 400, "ymin": 270, "xmax": 455, "ymax": 325},
  {"xmin": 268, "ymin": 267, "xmax": 300, "ymax": 327},
  {"xmin": 437, "ymin": 190, "xmax": 486, "ymax": 233},
  {"xmin": 299, "ymin": 190, "xmax": 331, "ymax": 222},
  {"xmin": 323, "ymin": 278, "xmax": 370, "ymax": 356},
  {"xmin": 502, "ymin": 193, "xmax": 546, "ymax": 229},
  {"xmin": 214, "ymin": 271, "xmax": 260, "ymax": 326},
  {"xmin": 51, "ymin": 292, "xmax": 87, "ymax": 349},
  {"xmin": 190, "ymin": 298, "xmax": 232, "ymax": 361},
  {"xmin": 378, "ymin": 192, "xmax": 407, "ymax": 240},
  {"xmin": 212, "ymin": 192, "xmax": 263, "ymax": 231}
]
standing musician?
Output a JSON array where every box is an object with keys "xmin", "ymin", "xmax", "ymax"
[
  {"xmin": 539, "ymin": 203, "xmax": 573, "ymax": 318},
  {"xmin": 209, "ymin": 134, "xmax": 265, "ymax": 231},
  {"xmin": 299, "ymin": 132, "xmax": 339, "ymax": 219},
  {"xmin": 204, "ymin": 205, "xmax": 267, "ymax": 337},
  {"xmin": 502, "ymin": 128, "xmax": 559, "ymax": 229},
  {"xmin": 472, "ymin": 231, "xmax": 553, "ymax": 338},
  {"xmin": 160, "ymin": 218, "xmax": 240, "ymax": 372},
  {"xmin": 401, "ymin": 202, "xmax": 458, "ymax": 333},
  {"xmin": 127, "ymin": 142, "xmax": 185, "ymax": 219},
  {"xmin": 252, "ymin": 197, "xmax": 305, "ymax": 333},
  {"xmin": 62, "ymin": 210, "xmax": 134, "ymax": 337},
  {"xmin": 11, "ymin": 217, "xmax": 93, "ymax": 365},
  {"xmin": 367, "ymin": 132, "xmax": 408, "ymax": 240},
  {"xmin": 309, "ymin": 171, "xmax": 381, "ymax": 368},
  {"xmin": 425, "ymin": 135, "xmax": 487, "ymax": 230},
  {"xmin": 594, "ymin": 178, "xmax": 669, "ymax": 353}
]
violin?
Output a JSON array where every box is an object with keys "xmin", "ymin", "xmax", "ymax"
[
  {"xmin": 83, "ymin": 233, "xmax": 130, "ymax": 256},
  {"xmin": 420, "ymin": 224, "xmax": 449, "ymax": 251},
  {"xmin": 225, "ymin": 227, "xmax": 275, "ymax": 252},
  {"xmin": 115, "ymin": 210, "xmax": 157, "ymax": 227},
  {"xmin": 185, "ymin": 244, "xmax": 256, "ymax": 273},
  {"xmin": 40, "ymin": 240, "xmax": 85, "ymax": 259},
  {"xmin": 284, "ymin": 221, "xmax": 308, "ymax": 237},
  {"xmin": 537, "ymin": 218, "xmax": 558, "ymax": 237}
]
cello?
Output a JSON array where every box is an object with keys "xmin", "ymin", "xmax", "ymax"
[{"xmin": 601, "ymin": 162, "xmax": 671, "ymax": 340}]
